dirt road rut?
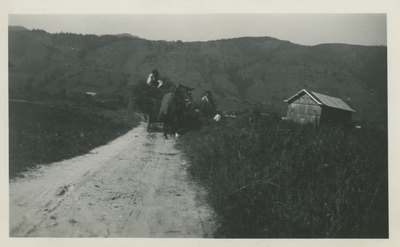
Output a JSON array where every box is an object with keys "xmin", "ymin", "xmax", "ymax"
[{"xmin": 9, "ymin": 123, "xmax": 216, "ymax": 237}]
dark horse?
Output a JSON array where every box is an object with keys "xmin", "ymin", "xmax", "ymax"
[{"xmin": 159, "ymin": 83, "xmax": 194, "ymax": 138}]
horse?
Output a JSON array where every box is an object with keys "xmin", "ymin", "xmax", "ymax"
[{"xmin": 159, "ymin": 83, "xmax": 194, "ymax": 139}]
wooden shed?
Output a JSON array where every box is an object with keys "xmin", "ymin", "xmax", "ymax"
[{"xmin": 283, "ymin": 89, "xmax": 355, "ymax": 125}]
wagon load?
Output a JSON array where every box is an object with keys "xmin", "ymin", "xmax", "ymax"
[{"xmin": 130, "ymin": 79, "xmax": 175, "ymax": 132}]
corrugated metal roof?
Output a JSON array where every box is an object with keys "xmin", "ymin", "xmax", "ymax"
[
  {"xmin": 283, "ymin": 89, "xmax": 355, "ymax": 112},
  {"xmin": 310, "ymin": 91, "xmax": 355, "ymax": 112}
]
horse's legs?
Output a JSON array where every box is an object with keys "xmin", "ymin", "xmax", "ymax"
[
  {"xmin": 164, "ymin": 115, "xmax": 172, "ymax": 139},
  {"xmin": 170, "ymin": 119, "xmax": 176, "ymax": 138},
  {"xmin": 172, "ymin": 115, "xmax": 182, "ymax": 138},
  {"xmin": 147, "ymin": 114, "xmax": 151, "ymax": 132},
  {"xmin": 160, "ymin": 114, "xmax": 167, "ymax": 139},
  {"xmin": 163, "ymin": 121, "xmax": 168, "ymax": 139}
]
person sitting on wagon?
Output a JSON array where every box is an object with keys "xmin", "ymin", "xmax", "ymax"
[{"xmin": 147, "ymin": 69, "xmax": 163, "ymax": 88}]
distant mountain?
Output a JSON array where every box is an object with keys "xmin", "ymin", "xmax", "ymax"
[
  {"xmin": 8, "ymin": 29, "xmax": 387, "ymax": 121},
  {"xmin": 9, "ymin": 26, "xmax": 29, "ymax": 32},
  {"xmin": 115, "ymin": 33, "xmax": 139, "ymax": 39}
]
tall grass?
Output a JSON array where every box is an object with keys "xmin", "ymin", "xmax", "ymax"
[
  {"xmin": 9, "ymin": 101, "xmax": 141, "ymax": 179},
  {"xmin": 180, "ymin": 116, "xmax": 388, "ymax": 238}
]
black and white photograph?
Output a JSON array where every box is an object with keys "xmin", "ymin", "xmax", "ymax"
[{"xmin": 2, "ymin": 0, "xmax": 399, "ymax": 246}]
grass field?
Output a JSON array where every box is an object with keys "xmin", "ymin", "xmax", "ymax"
[
  {"xmin": 9, "ymin": 100, "xmax": 141, "ymax": 179},
  {"xmin": 178, "ymin": 115, "xmax": 388, "ymax": 238},
  {"xmin": 9, "ymin": 95, "xmax": 388, "ymax": 238}
]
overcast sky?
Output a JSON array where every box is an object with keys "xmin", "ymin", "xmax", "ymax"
[{"xmin": 8, "ymin": 14, "xmax": 386, "ymax": 46}]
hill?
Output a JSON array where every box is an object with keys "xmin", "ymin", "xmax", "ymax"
[
  {"xmin": 115, "ymin": 33, "xmax": 140, "ymax": 39},
  {"xmin": 8, "ymin": 28, "xmax": 387, "ymax": 121},
  {"xmin": 9, "ymin": 26, "xmax": 29, "ymax": 32}
]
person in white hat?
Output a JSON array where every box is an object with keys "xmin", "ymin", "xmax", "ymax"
[{"xmin": 147, "ymin": 69, "xmax": 163, "ymax": 88}]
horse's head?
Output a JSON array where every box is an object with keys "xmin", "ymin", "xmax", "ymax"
[{"xmin": 174, "ymin": 83, "xmax": 194, "ymax": 109}]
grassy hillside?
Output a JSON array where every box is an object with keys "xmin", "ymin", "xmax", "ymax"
[
  {"xmin": 9, "ymin": 29, "xmax": 387, "ymax": 121},
  {"xmin": 9, "ymin": 99, "xmax": 141, "ymax": 179}
]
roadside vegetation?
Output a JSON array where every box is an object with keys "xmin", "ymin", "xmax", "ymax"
[
  {"xmin": 9, "ymin": 94, "xmax": 141, "ymax": 179},
  {"xmin": 179, "ymin": 114, "xmax": 388, "ymax": 238}
]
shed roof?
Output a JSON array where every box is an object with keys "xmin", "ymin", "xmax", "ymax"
[{"xmin": 284, "ymin": 89, "xmax": 355, "ymax": 112}]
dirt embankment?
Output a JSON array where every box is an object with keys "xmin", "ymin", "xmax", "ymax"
[{"xmin": 9, "ymin": 123, "xmax": 216, "ymax": 238}]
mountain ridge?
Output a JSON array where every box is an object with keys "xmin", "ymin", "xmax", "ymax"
[
  {"xmin": 8, "ymin": 28, "xmax": 387, "ymax": 121},
  {"xmin": 114, "ymin": 33, "xmax": 140, "ymax": 39},
  {"xmin": 9, "ymin": 26, "xmax": 29, "ymax": 32}
]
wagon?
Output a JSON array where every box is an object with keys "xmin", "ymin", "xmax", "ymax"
[
  {"xmin": 145, "ymin": 97, "xmax": 164, "ymax": 132},
  {"xmin": 146, "ymin": 112, "xmax": 164, "ymax": 132}
]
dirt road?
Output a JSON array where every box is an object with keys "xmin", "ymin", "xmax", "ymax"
[{"xmin": 9, "ymin": 123, "xmax": 216, "ymax": 238}]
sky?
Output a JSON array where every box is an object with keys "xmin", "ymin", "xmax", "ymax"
[{"xmin": 8, "ymin": 14, "xmax": 387, "ymax": 46}]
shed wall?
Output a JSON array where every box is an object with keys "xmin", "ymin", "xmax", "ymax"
[
  {"xmin": 320, "ymin": 106, "xmax": 353, "ymax": 124},
  {"xmin": 286, "ymin": 93, "xmax": 321, "ymax": 125}
]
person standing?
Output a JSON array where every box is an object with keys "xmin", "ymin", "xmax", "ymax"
[
  {"xmin": 201, "ymin": 90, "xmax": 211, "ymax": 103},
  {"xmin": 201, "ymin": 90, "xmax": 217, "ymax": 117}
]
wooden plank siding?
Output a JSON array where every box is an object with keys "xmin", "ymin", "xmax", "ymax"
[{"xmin": 286, "ymin": 94, "xmax": 321, "ymax": 125}]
